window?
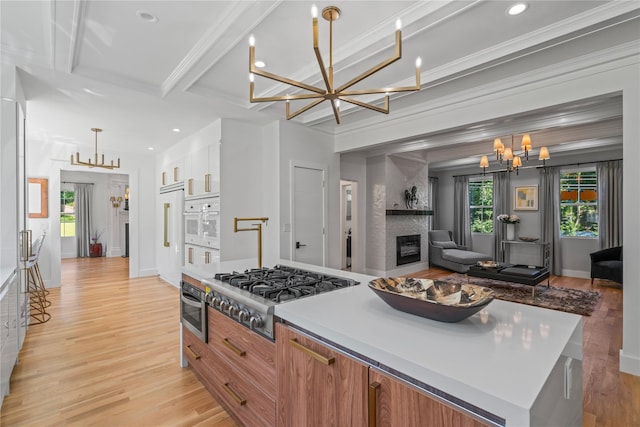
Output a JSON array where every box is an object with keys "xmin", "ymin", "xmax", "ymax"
[
  {"xmin": 60, "ymin": 190, "xmax": 76, "ymax": 237},
  {"xmin": 560, "ymin": 170, "xmax": 598, "ymax": 238},
  {"xmin": 469, "ymin": 179, "xmax": 493, "ymax": 233}
]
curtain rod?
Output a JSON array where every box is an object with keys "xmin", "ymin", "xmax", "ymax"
[
  {"xmin": 61, "ymin": 181, "xmax": 94, "ymax": 185},
  {"xmin": 452, "ymin": 158, "xmax": 623, "ymax": 178}
]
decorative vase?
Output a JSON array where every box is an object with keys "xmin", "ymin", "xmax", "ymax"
[{"xmin": 506, "ymin": 223, "xmax": 515, "ymax": 241}]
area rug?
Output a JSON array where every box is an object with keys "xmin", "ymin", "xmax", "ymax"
[{"xmin": 438, "ymin": 273, "xmax": 600, "ymax": 316}]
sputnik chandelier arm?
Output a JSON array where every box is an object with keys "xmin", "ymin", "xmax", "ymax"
[
  {"xmin": 248, "ymin": 5, "xmax": 421, "ymax": 124},
  {"xmin": 70, "ymin": 128, "xmax": 120, "ymax": 170}
]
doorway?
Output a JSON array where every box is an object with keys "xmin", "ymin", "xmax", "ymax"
[{"xmin": 340, "ymin": 180, "xmax": 358, "ymax": 271}]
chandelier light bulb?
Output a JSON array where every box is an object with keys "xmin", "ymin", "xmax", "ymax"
[
  {"xmin": 396, "ymin": 19, "xmax": 402, "ymax": 30},
  {"xmin": 503, "ymin": 147, "xmax": 513, "ymax": 160},
  {"xmin": 249, "ymin": 35, "xmax": 255, "ymax": 47},
  {"xmin": 311, "ymin": 5, "xmax": 318, "ymax": 18},
  {"xmin": 493, "ymin": 138, "xmax": 504, "ymax": 152},
  {"xmin": 479, "ymin": 155, "xmax": 489, "ymax": 168},
  {"xmin": 415, "ymin": 57, "xmax": 422, "ymax": 68}
]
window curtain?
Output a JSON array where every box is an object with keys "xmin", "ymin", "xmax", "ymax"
[
  {"xmin": 75, "ymin": 184, "xmax": 93, "ymax": 258},
  {"xmin": 597, "ymin": 160, "xmax": 623, "ymax": 249},
  {"xmin": 539, "ymin": 167, "xmax": 562, "ymax": 275},
  {"xmin": 453, "ymin": 176, "xmax": 471, "ymax": 247},
  {"xmin": 428, "ymin": 176, "xmax": 439, "ymax": 230},
  {"xmin": 492, "ymin": 171, "xmax": 510, "ymax": 261}
]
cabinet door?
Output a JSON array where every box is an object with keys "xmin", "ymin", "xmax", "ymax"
[
  {"xmin": 276, "ymin": 323, "xmax": 368, "ymax": 427},
  {"xmin": 369, "ymin": 369, "xmax": 489, "ymax": 427}
]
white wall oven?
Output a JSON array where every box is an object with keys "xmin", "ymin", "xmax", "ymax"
[{"xmin": 184, "ymin": 197, "xmax": 219, "ymax": 249}]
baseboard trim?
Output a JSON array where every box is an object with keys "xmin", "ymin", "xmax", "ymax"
[
  {"xmin": 561, "ymin": 269, "xmax": 590, "ymax": 279},
  {"xmin": 137, "ymin": 268, "xmax": 157, "ymax": 278},
  {"xmin": 620, "ymin": 349, "xmax": 640, "ymax": 376}
]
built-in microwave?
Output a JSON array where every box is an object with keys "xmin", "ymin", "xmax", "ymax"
[{"xmin": 184, "ymin": 197, "xmax": 219, "ymax": 249}]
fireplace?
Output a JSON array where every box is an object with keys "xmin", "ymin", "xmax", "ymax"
[{"xmin": 396, "ymin": 234, "xmax": 421, "ymax": 266}]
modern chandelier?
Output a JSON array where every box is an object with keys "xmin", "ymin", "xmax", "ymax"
[
  {"xmin": 70, "ymin": 128, "xmax": 120, "ymax": 170},
  {"xmin": 248, "ymin": 5, "xmax": 422, "ymax": 124},
  {"xmin": 479, "ymin": 134, "xmax": 550, "ymax": 175}
]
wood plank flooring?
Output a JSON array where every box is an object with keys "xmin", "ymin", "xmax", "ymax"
[
  {"xmin": 1, "ymin": 258, "xmax": 637, "ymax": 426},
  {"xmin": 0, "ymin": 257, "xmax": 238, "ymax": 427}
]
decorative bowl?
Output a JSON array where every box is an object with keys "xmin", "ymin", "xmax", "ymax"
[
  {"xmin": 518, "ymin": 237, "xmax": 539, "ymax": 242},
  {"xmin": 477, "ymin": 260, "xmax": 499, "ymax": 268},
  {"xmin": 368, "ymin": 278, "xmax": 494, "ymax": 323}
]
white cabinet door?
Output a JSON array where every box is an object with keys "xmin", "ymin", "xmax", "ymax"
[
  {"xmin": 1, "ymin": 271, "xmax": 18, "ymax": 404},
  {"xmin": 157, "ymin": 190, "xmax": 184, "ymax": 286}
]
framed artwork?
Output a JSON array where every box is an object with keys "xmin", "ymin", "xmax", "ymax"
[
  {"xmin": 28, "ymin": 178, "xmax": 49, "ymax": 218},
  {"xmin": 514, "ymin": 185, "xmax": 538, "ymax": 211}
]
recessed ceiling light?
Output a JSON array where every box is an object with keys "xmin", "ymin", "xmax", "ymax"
[
  {"xmin": 254, "ymin": 60, "xmax": 266, "ymax": 68},
  {"xmin": 172, "ymin": 128, "xmax": 181, "ymax": 133},
  {"xmin": 136, "ymin": 10, "xmax": 159, "ymax": 23},
  {"xmin": 507, "ymin": 3, "xmax": 528, "ymax": 16},
  {"xmin": 148, "ymin": 147, "xmax": 155, "ymax": 151}
]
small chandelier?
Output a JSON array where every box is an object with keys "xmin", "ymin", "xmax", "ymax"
[
  {"xmin": 70, "ymin": 128, "xmax": 120, "ymax": 170},
  {"xmin": 479, "ymin": 134, "xmax": 549, "ymax": 175},
  {"xmin": 248, "ymin": 5, "xmax": 421, "ymax": 124}
]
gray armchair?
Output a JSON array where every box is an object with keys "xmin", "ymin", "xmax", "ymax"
[{"xmin": 428, "ymin": 230, "xmax": 492, "ymax": 273}]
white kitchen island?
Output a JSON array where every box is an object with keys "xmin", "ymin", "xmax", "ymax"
[
  {"xmin": 182, "ymin": 259, "xmax": 582, "ymax": 426},
  {"xmin": 273, "ymin": 261, "xmax": 583, "ymax": 427}
]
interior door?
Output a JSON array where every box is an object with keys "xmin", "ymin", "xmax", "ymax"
[
  {"xmin": 292, "ymin": 165, "xmax": 324, "ymax": 266},
  {"xmin": 157, "ymin": 189, "xmax": 184, "ymax": 286}
]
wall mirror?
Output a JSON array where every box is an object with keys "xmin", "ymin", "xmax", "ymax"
[{"xmin": 28, "ymin": 178, "xmax": 48, "ymax": 218}]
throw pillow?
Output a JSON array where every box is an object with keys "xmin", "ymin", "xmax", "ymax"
[{"xmin": 433, "ymin": 241, "xmax": 458, "ymax": 249}]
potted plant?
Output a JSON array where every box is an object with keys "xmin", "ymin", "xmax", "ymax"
[
  {"xmin": 497, "ymin": 214, "xmax": 520, "ymax": 241},
  {"xmin": 90, "ymin": 229, "xmax": 103, "ymax": 257}
]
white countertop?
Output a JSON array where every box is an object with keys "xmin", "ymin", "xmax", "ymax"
[
  {"xmin": 182, "ymin": 259, "xmax": 582, "ymax": 425},
  {"xmin": 272, "ymin": 262, "xmax": 582, "ymax": 426}
]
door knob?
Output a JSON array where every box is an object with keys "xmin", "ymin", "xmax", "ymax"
[{"xmin": 296, "ymin": 241, "xmax": 307, "ymax": 249}]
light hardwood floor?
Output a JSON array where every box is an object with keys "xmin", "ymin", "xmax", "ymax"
[{"xmin": 1, "ymin": 258, "xmax": 638, "ymax": 426}]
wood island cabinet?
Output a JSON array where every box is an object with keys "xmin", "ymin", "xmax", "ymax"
[
  {"xmin": 276, "ymin": 323, "xmax": 491, "ymax": 427},
  {"xmin": 369, "ymin": 369, "xmax": 490, "ymax": 427},
  {"xmin": 276, "ymin": 323, "xmax": 368, "ymax": 427}
]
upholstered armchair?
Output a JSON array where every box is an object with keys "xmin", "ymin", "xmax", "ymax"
[{"xmin": 590, "ymin": 246, "xmax": 623, "ymax": 285}]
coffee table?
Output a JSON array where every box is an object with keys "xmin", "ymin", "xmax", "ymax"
[{"xmin": 467, "ymin": 264, "xmax": 550, "ymax": 297}]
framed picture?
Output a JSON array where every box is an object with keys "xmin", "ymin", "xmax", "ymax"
[
  {"xmin": 514, "ymin": 185, "xmax": 538, "ymax": 211},
  {"xmin": 28, "ymin": 178, "xmax": 49, "ymax": 218}
]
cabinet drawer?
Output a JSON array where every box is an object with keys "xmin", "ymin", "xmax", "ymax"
[
  {"xmin": 182, "ymin": 326, "xmax": 216, "ymax": 387},
  {"xmin": 206, "ymin": 342, "xmax": 276, "ymax": 427},
  {"xmin": 207, "ymin": 307, "xmax": 276, "ymax": 397}
]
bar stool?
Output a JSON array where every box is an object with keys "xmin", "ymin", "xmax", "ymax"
[{"xmin": 27, "ymin": 233, "xmax": 51, "ymax": 324}]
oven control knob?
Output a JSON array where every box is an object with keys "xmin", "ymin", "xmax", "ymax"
[
  {"xmin": 249, "ymin": 315, "xmax": 263, "ymax": 329},
  {"xmin": 228, "ymin": 304, "xmax": 240, "ymax": 317},
  {"xmin": 239, "ymin": 309, "xmax": 251, "ymax": 323},
  {"xmin": 210, "ymin": 296, "xmax": 221, "ymax": 308},
  {"xmin": 219, "ymin": 299, "xmax": 229, "ymax": 312}
]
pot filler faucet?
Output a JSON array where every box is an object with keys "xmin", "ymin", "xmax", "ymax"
[{"xmin": 234, "ymin": 217, "xmax": 269, "ymax": 269}]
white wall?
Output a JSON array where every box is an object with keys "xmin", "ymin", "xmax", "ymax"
[
  {"xmin": 26, "ymin": 137, "xmax": 157, "ymax": 288},
  {"xmin": 278, "ymin": 120, "xmax": 340, "ymax": 269},
  {"xmin": 340, "ymin": 152, "xmax": 367, "ymax": 273}
]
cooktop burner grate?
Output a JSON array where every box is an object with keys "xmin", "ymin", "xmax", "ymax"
[{"xmin": 213, "ymin": 265, "xmax": 358, "ymax": 302}]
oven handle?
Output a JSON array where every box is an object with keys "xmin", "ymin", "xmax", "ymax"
[{"xmin": 181, "ymin": 292, "xmax": 203, "ymax": 308}]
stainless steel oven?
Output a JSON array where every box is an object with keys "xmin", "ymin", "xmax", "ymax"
[
  {"xmin": 184, "ymin": 197, "xmax": 220, "ymax": 249},
  {"xmin": 180, "ymin": 281, "xmax": 207, "ymax": 342}
]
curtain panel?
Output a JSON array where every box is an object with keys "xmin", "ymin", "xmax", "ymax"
[
  {"xmin": 539, "ymin": 167, "xmax": 562, "ymax": 275},
  {"xmin": 428, "ymin": 177, "xmax": 439, "ymax": 230},
  {"xmin": 75, "ymin": 184, "xmax": 93, "ymax": 258},
  {"xmin": 597, "ymin": 160, "xmax": 623, "ymax": 249},
  {"xmin": 453, "ymin": 176, "xmax": 471, "ymax": 247},
  {"xmin": 492, "ymin": 172, "xmax": 510, "ymax": 261}
]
